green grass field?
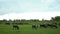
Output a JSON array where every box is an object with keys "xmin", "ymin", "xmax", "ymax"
[{"xmin": 0, "ymin": 24, "xmax": 60, "ymax": 34}]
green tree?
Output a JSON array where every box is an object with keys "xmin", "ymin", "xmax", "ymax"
[{"xmin": 51, "ymin": 16, "xmax": 60, "ymax": 23}]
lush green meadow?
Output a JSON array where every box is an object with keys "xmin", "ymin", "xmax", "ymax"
[{"xmin": 0, "ymin": 24, "xmax": 60, "ymax": 34}]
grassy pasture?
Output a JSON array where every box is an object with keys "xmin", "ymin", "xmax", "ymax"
[{"xmin": 0, "ymin": 24, "xmax": 60, "ymax": 34}]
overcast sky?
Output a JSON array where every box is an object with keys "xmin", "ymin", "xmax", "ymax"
[{"xmin": 0, "ymin": 0, "xmax": 60, "ymax": 20}]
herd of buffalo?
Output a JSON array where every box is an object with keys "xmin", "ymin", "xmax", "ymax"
[
  {"xmin": 12, "ymin": 23, "xmax": 60, "ymax": 30},
  {"xmin": 32, "ymin": 23, "xmax": 60, "ymax": 29}
]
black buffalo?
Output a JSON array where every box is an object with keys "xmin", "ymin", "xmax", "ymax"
[
  {"xmin": 40, "ymin": 23, "xmax": 47, "ymax": 28},
  {"xmin": 47, "ymin": 23, "xmax": 58, "ymax": 28},
  {"xmin": 58, "ymin": 23, "xmax": 60, "ymax": 26},
  {"xmin": 13, "ymin": 24, "xmax": 19, "ymax": 30},
  {"xmin": 40, "ymin": 23, "xmax": 58, "ymax": 28},
  {"xmin": 32, "ymin": 24, "xmax": 37, "ymax": 29}
]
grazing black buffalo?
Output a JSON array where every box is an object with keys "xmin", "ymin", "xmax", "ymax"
[
  {"xmin": 5, "ymin": 22, "xmax": 10, "ymax": 25},
  {"xmin": 5, "ymin": 21, "xmax": 10, "ymax": 25},
  {"xmin": 40, "ymin": 23, "xmax": 47, "ymax": 28},
  {"xmin": 47, "ymin": 23, "xmax": 58, "ymax": 28},
  {"xmin": 32, "ymin": 24, "xmax": 37, "ymax": 29},
  {"xmin": 58, "ymin": 23, "xmax": 60, "ymax": 26},
  {"xmin": 13, "ymin": 24, "xmax": 19, "ymax": 30}
]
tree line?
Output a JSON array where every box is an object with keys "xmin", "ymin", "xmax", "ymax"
[{"xmin": 0, "ymin": 16, "xmax": 60, "ymax": 25}]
